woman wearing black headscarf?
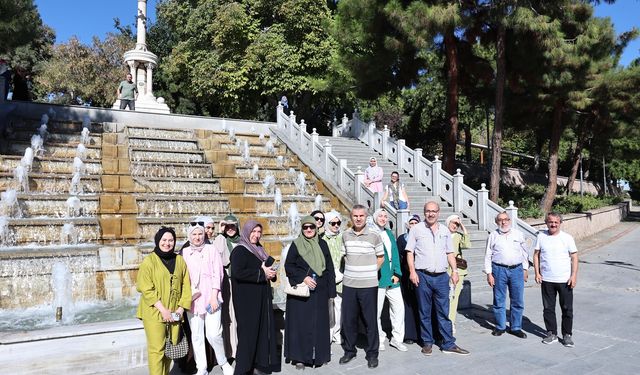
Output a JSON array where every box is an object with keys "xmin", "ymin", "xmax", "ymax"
[
  {"xmin": 136, "ymin": 227, "xmax": 192, "ymax": 375},
  {"xmin": 230, "ymin": 220, "xmax": 280, "ymax": 375},
  {"xmin": 284, "ymin": 215, "xmax": 336, "ymax": 370}
]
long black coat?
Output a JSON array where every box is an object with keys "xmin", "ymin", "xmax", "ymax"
[
  {"xmin": 397, "ymin": 233, "xmax": 420, "ymax": 341},
  {"xmin": 231, "ymin": 246, "xmax": 281, "ymax": 375},
  {"xmin": 283, "ymin": 239, "xmax": 336, "ymax": 366}
]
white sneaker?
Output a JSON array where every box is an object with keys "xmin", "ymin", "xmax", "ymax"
[
  {"xmin": 389, "ymin": 338, "xmax": 408, "ymax": 352},
  {"xmin": 379, "ymin": 342, "xmax": 386, "ymax": 351}
]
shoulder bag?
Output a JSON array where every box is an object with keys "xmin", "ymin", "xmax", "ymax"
[
  {"xmin": 455, "ymin": 254, "xmax": 468, "ymax": 270},
  {"xmin": 164, "ymin": 322, "xmax": 188, "ymax": 359}
]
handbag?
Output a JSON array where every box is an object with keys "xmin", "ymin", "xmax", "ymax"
[
  {"xmin": 284, "ymin": 281, "xmax": 310, "ymax": 297},
  {"xmin": 164, "ymin": 322, "xmax": 188, "ymax": 360},
  {"xmin": 455, "ymin": 254, "xmax": 468, "ymax": 270}
]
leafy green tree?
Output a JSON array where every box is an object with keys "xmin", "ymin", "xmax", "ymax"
[
  {"xmin": 0, "ymin": 0, "xmax": 54, "ymax": 75},
  {"xmin": 36, "ymin": 33, "xmax": 132, "ymax": 106}
]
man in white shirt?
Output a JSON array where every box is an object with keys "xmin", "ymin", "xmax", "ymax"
[
  {"xmin": 533, "ymin": 212, "xmax": 578, "ymax": 347},
  {"xmin": 483, "ymin": 212, "xmax": 529, "ymax": 339}
]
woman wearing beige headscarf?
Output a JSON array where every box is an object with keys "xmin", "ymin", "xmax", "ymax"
[{"xmin": 284, "ymin": 216, "xmax": 336, "ymax": 370}]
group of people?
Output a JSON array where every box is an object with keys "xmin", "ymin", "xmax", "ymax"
[{"xmin": 136, "ymin": 202, "xmax": 579, "ymax": 374}]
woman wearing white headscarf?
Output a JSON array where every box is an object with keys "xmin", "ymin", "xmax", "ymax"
[
  {"xmin": 183, "ymin": 222, "xmax": 234, "ymax": 375},
  {"xmin": 372, "ymin": 208, "xmax": 406, "ymax": 352},
  {"xmin": 445, "ymin": 214, "xmax": 470, "ymax": 331},
  {"xmin": 322, "ymin": 210, "xmax": 344, "ymax": 344},
  {"xmin": 364, "ymin": 157, "xmax": 383, "ymax": 193}
]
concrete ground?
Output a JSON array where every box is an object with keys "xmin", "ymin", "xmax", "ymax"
[{"xmin": 3, "ymin": 215, "xmax": 639, "ymax": 375}]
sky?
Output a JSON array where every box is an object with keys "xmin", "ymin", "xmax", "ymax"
[{"xmin": 35, "ymin": 0, "xmax": 640, "ymax": 66}]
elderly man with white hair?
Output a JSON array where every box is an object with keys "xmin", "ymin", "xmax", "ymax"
[{"xmin": 483, "ymin": 211, "xmax": 529, "ymax": 339}]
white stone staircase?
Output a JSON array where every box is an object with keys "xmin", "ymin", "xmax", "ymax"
[{"xmin": 318, "ymin": 135, "xmax": 489, "ymax": 288}]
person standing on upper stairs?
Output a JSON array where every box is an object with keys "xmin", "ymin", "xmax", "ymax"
[
  {"xmin": 483, "ymin": 211, "xmax": 529, "ymax": 339},
  {"xmin": 381, "ymin": 171, "xmax": 409, "ymax": 210},
  {"xmin": 364, "ymin": 157, "xmax": 383, "ymax": 193}
]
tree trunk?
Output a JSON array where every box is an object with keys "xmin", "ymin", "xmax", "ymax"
[
  {"xmin": 565, "ymin": 120, "xmax": 590, "ymax": 195},
  {"xmin": 540, "ymin": 100, "xmax": 563, "ymax": 213},
  {"xmin": 490, "ymin": 22, "xmax": 506, "ymax": 203},
  {"xmin": 442, "ymin": 29, "xmax": 459, "ymax": 174},
  {"xmin": 464, "ymin": 121, "xmax": 472, "ymax": 163}
]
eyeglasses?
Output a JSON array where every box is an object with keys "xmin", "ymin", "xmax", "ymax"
[
  {"xmin": 424, "ymin": 210, "xmax": 439, "ymax": 214},
  {"xmin": 497, "ymin": 218, "xmax": 511, "ymax": 222},
  {"xmin": 302, "ymin": 224, "xmax": 317, "ymax": 230},
  {"xmin": 329, "ymin": 221, "xmax": 341, "ymax": 227},
  {"xmin": 190, "ymin": 221, "xmax": 204, "ymax": 227},
  {"xmin": 314, "ymin": 216, "xmax": 325, "ymax": 223}
]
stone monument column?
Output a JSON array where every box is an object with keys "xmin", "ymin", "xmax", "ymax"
[{"xmin": 113, "ymin": 0, "xmax": 169, "ymax": 113}]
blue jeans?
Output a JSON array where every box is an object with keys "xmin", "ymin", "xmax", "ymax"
[
  {"xmin": 415, "ymin": 271, "xmax": 455, "ymax": 349},
  {"xmin": 492, "ymin": 263, "xmax": 525, "ymax": 331},
  {"xmin": 390, "ymin": 200, "xmax": 408, "ymax": 210}
]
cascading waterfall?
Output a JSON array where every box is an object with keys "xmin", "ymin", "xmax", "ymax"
[
  {"xmin": 295, "ymin": 171, "xmax": 307, "ymax": 195},
  {"xmin": 66, "ymin": 196, "xmax": 81, "ymax": 217},
  {"xmin": 242, "ymin": 140, "xmax": 250, "ymax": 165},
  {"xmin": 14, "ymin": 165, "xmax": 29, "ymax": 192},
  {"xmin": 288, "ymin": 167, "xmax": 297, "ymax": 181},
  {"xmin": 276, "ymin": 155, "xmax": 284, "ymax": 168},
  {"xmin": 51, "ymin": 261, "xmax": 74, "ymax": 322},
  {"xmin": 73, "ymin": 157, "xmax": 86, "ymax": 175},
  {"xmin": 262, "ymin": 174, "xmax": 275, "ymax": 195},
  {"xmin": 80, "ymin": 128, "xmax": 90, "ymax": 146},
  {"xmin": 0, "ymin": 189, "xmax": 21, "ymax": 218},
  {"xmin": 251, "ymin": 164, "xmax": 259, "ymax": 180},
  {"xmin": 265, "ymin": 140, "xmax": 275, "ymax": 155},
  {"xmin": 314, "ymin": 194, "xmax": 323, "ymax": 211},
  {"xmin": 60, "ymin": 223, "xmax": 78, "ymax": 245},
  {"xmin": 38, "ymin": 124, "xmax": 48, "ymax": 140},
  {"xmin": 70, "ymin": 172, "xmax": 82, "ymax": 195},
  {"xmin": 21, "ymin": 147, "xmax": 34, "ymax": 172},
  {"xmin": 0, "ymin": 216, "xmax": 9, "ymax": 245},
  {"xmin": 229, "ymin": 128, "xmax": 236, "ymax": 141},
  {"xmin": 274, "ymin": 188, "xmax": 283, "ymax": 216},
  {"xmin": 31, "ymin": 134, "xmax": 44, "ymax": 157},
  {"xmin": 287, "ymin": 203, "xmax": 300, "ymax": 237},
  {"xmin": 76, "ymin": 144, "xmax": 87, "ymax": 160}
]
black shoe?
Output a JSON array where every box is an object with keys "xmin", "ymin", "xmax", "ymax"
[
  {"xmin": 509, "ymin": 330, "xmax": 527, "ymax": 339},
  {"xmin": 492, "ymin": 328, "xmax": 505, "ymax": 336},
  {"xmin": 339, "ymin": 354, "xmax": 356, "ymax": 365},
  {"xmin": 367, "ymin": 358, "xmax": 379, "ymax": 369}
]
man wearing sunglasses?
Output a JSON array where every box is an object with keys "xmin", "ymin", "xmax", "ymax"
[{"xmin": 339, "ymin": 205, "xmax": 385, "ymax": 369}]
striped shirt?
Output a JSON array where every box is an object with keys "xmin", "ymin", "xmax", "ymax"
[{"xmin": 341, "ymin": 227, "xmax": 384, "ymax": 288}]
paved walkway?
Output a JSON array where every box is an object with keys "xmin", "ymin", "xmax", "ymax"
[
  {"xmin": 124, "ymin": 217, "xmax": 640, "ymax": 375},
  {"xmin": 5, "ymin": 216, "xmax": 638, "ymax": 375}
]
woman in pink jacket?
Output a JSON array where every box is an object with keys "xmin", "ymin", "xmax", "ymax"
[
  {"xmin": 365, "ymin": 157, "xmax": 384, "ymax": 193},
  {"xmin": 182, "ymin": 222, "xmax": 234, "ymax": 375}
]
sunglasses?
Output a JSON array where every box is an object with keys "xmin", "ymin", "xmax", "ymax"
[
  {"xmin": 189, "ymin": 221, "xmax": 204, "ymax": 227},
  {"xmin": 314, "ymin": 216, "xmax": 325, "ymax": 223},
  {"xmin": 224, "ymin": 224, "xmax": 237, "ymax": 229},
  {"xmin": 329, "ymin": 221, "xmax": 341, "ymax": 227},
  {"xmin": 302, "ymin": 224, "xmax": 317, "ymax": 230}
]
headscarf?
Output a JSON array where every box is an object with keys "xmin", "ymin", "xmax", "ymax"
[
  {"xmin": 293, "ymin": 216, "xmax": 326, "ymax": 276},
  {"xmin": 445, "ymin": 214, "xmax": 461, "ymax": 230},
  {"xmin": 372, "ymin": 208, "xmax": 388, "ymax": 231},
  {"xmin": 154, "ymin": 226, "xmax": 177, "ymax": 274},
  {"xmin": 323, "ymin": 210, "xmax": 341, "ymax": 237},
  {"xmin": 196, "ymin": 216, "xmax": 214, "ymax": 227},
  {"xmin": 187, "ymin": 222, "xmax": 206, "ymax": 253},
  {"xmin": 222, "ymin": 214, "xmax": 240, "ymax": 253},
  {"xmin": 237, "ymin": 220, "xmax": 269, "ymax": 261},
  {"xmin": 407, "ymin": 214, "xmax": 421, "ymax": 229}
]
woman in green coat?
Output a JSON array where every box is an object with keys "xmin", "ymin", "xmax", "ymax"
[{"xmin": 137, "ymin": 226, "xmax": 192, "ymax": 375}]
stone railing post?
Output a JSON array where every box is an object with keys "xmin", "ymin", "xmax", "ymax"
[
  {"xmin": 506, "ymin": 200, "xmax": 519, "ymax": 232},
  {"xmin": 289, "ymin": 111, "xmax": 296, "ymax": 140},
  {"xmin": 396, "ymin": 209, "xmax": 410, "ymax": 238},
  {"xmin": 299, "ymin": 119, "xmax": 307, "ymax": 147},
  {"xmin": 342, "ymin": 114, "xmax": 348, "ymax": 135},
  {"xmin": 311, "ymin": 128, "xmax": 319, "ymax": 161},
  {"xmin": 453, "ymin": 169, "xmax": 464, "ymax": 212},
  {"xmin": 332, "ymin": 119, "xmax": 339, "ymax": 137},
  {"xmin": 368, "ymin": 121, "xmax": 376, "ymax": 150},
  {"xmin": 397, "ymin": 139, "xmax": 405, "ymax": 168},
  {"xmin": 477, "ymin": 183, "xmax": 489, "ymax": 231},
  {"xmin": 276, "ymin": 101, "xmax": 284, "ymax": 128},
  {"xmin": 432, "ymin": 156, "xmax": 442, "ymax": 197},
  {"xmin": 355, "ymin": 167, "xmax": 365, "ymax": 204},
  {"xmin": 352, "ymin": 109, "xmax": 360, "ymax": 138},
  {"xmin": 323, "ymin": 139, "xmax": 332, "ymax": 172},
  {"xmin": 413, "ymin": 148, "xmax": 423, "ymax": 182},
  {"xmin": 381, "ymin": 125, "xmax": 390, "ymax": 160},
  {"xmin": 339, "ymin": 159, "xmax": 348, "ymax": 189}
]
